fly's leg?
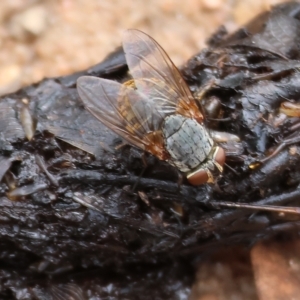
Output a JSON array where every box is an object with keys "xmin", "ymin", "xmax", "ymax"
[
  {"xmin": 116, "ymin": 142, "xmax": 149, "ymax": 191},
  {"xmin": 132, "ymin": 151, "xmax": 148, "ymax": 192}
]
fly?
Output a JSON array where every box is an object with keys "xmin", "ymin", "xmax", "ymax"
[{"xmin": 76, "ymin": 29, "xmax": 225, "ymax": 185}]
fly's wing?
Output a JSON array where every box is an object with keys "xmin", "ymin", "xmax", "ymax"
[
  {"xmin": 77, "ymin": 76, "xmax": 168, "ymax": 158},
  {"xmin": 77, "ymin": 30, "xmax": 204, "ymax": 160},
  {"xmin": 50, "ymin": 283, "xmax": 84, "ymax": 300},
  {"xmin": 122, "ymin": 29, "xmax": 204, "ymax": 121}
]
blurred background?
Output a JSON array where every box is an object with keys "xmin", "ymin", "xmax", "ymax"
[{"xmin": 0, "ymin": 0, "xmax": 289, "ymax": 96}]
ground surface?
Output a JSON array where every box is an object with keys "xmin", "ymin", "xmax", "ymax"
[{"xmin": 0, "ymin": 0, "xmax": 288, "ymax": 96}]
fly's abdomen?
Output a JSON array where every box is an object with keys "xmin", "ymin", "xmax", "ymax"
[{"xmin": 162, "ymin": 115, "xmax": 213, "ymax": 172}]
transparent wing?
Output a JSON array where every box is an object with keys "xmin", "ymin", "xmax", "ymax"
[
  {"xmin": 50, "ymin": 283, "xmax": 84, "ymax": 300},
  {"xmin": 77, "ymin": 76, "xmax": 147, "ymax": 150},
  {"xmin": 122, "ymin": 29, "xmax": 203, "ymax": 120},
  {"xmin": 77, "ymin": 30, "xmax": 204, "ymax": 160}
]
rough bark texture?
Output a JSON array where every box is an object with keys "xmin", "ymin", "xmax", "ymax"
[{"xmin": 1, "ymin": 2, "xmax": 300, "ymax": 299}]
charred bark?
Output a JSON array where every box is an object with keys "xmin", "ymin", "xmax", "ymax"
[{"xmin": 1, "ymin": 2, "xmax": 300, "ymax": 299}]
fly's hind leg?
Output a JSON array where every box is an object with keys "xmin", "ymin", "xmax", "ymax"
[{"xmin": 131, "ymin": 151, "xmax": 148, "ymax": 192}]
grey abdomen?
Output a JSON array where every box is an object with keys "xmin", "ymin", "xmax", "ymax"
[{"xmin": 162, "ymin": 115, "xmax": 213, "ymax": 173}]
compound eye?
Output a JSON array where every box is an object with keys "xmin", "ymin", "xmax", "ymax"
[
  {"xmin": 214, "ymin": 147, "xmax": 226, "ymax": 168},
  {"xmin": 187, "ymin": 169, "xmax": 209, "ymax": 185}
]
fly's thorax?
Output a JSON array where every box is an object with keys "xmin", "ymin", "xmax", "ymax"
[{"xmin": 162, "ymin": 114, "xmax": 214, "ymax": 173}]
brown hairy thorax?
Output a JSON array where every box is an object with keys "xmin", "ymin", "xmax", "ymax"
[{"xmin": 145, "ymin": 130, "xmax": 170, "ymax": 160}]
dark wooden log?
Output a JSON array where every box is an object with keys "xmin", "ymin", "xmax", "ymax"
[{"xmin": 1, "ymin": 2, "xmax": 300, "ymax": 299}]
